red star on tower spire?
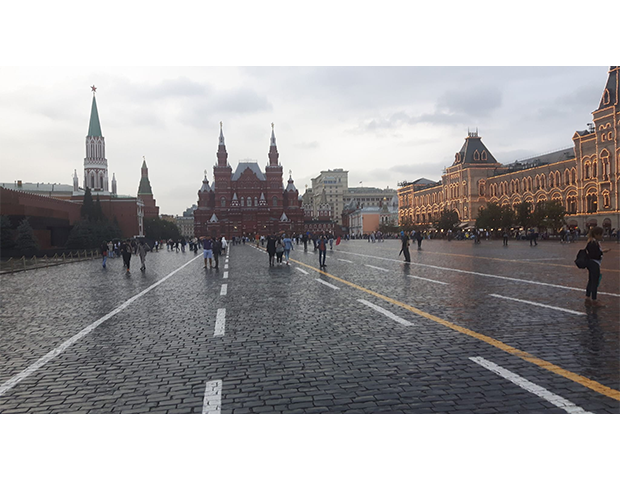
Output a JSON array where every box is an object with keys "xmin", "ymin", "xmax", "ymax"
[{"xmin": 91, "ymin": 85, "xmax": 97, "ymax": 94}]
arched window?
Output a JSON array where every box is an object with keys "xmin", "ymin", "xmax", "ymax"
[
  {"xmin": 90, "ymin": 173, "xmax": 95, "ymax": 189},
  {"xmin": 548, "ymin": 174, "xmax": 554, "ymax": 189},
  {"xmin": 254, "ymin": 197, "xmax": 258, "ymax": 206},
  {"xmin": 540, "ymin": 174, "xmax": 546, "ymax": 190},
  {"xmin": 603, "ymin": 191, "xmax": 610, "ymax": 208},
  {"xmin": 481, "ymin": 151, "xmax": 487, "ymax": 161},
  {"xmin": 221, "ymin": 197, "xmax": 226, "ymax": 207},
  {"xmin": 567, "ymin": 196, "xmax": 577, "ymax": 214},
  {"xmin": 592, "ymin": 160, "xmax": 597, "ymax": 178},
  {"xmin": 586, "ymin": 192, "xmax": 598, "ymax": 213},
  {"xmin": 571, "ymin": 169, "xmax": 576, "ymax": 185},
  {"xmin": 247, "ymin": 197, "xmax": 251, "ymax": 207},
  {"xmin": 240, "ymin": 197, "xmax": 244, "ymax": 207},
  {"xmin": 272, "ymin": 196, "xmax": 278, "ymax": 206},
  {"xmin": 584, "ymin": 161, "xmax": 590, "ymax": 179},
  {"xmin": 473, "ymin": 150, "xmax": 480, "ymax": 161},
  {"xmin": 601, "ymin": 151, "xmax": 610, "ymax": 180}
]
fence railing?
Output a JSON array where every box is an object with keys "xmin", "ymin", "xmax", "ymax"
[{"xmin": 0, "ymin": 250, "xmax": 101, "ymax": 273}]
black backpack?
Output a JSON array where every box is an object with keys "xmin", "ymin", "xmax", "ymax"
[{"xmin": 575, "ymin": 249, "xmax": 588, "ymax": 269}]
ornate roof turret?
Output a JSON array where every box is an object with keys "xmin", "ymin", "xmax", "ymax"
[
  {"xmin": 268, "ymin": 123, "xmax": 279, "ymax": 166},
  {"xmin": 200, "ymin": 170, "xmax": 213, "ymax": 193},
  {"xmin": 217, "ymin": 121, "xmax": 229, "ymax": 167},
  {"xmin": 451, "ymin": 130, "xmax": 500, "ymax": 167},
  {"xmin": 285, "ymin": 172, "xmax": 297, "ymax": 192},
  {"xmin": 596, "ymin": 66, "xmax": 619, "ymax": 111}
]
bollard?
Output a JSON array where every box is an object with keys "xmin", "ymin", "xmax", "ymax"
[{"xmin": 22, "ymin": 256, "xmax": 26, "ymax": 269}]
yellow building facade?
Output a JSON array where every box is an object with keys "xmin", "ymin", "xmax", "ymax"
[{"xmin": 398, "ymin": 66, "xmax": 620, "ymax": 233}]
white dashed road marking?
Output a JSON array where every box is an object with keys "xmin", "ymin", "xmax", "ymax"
[
  {"xmin": 469, "ymin": 357, "xmax": 591, "ymax": 414},
  {"xmin": 202, "ymin": 379, "xmax": 222, "ymax": 414},
  {"xmin": 0, "ymin": 255, "xmax": 203, "ymax": 398},
  {"xmin": 315, "ymin": 278, "xmax": 340, "ymax": 290},
  {"xmin": 337, "ymin": 259, "xmax": 353, "ymax": 263},
  {"xmin": 365, "ymin": 264, "xmax": 390, "ymax": 272},
  {"xmin": 407, "ymin": 275, "xmax": 448, "ymax": 285},
  {"xmin": 214, "ymin": 308, "xmax": 226, "ymax": 336},
  {"xmin": 357, "ymin": 299, "xmax": 415, "ymax": 326},
  {"xmin": 296, "ymin": 268, "xmax": 309, "ymax": 275},
  {"xmin": 223, "ymin": 272, "xmax": 228, "ymax": 279},
  {"xmin": 220, "ymin": 284, "xmax": 228, "ymax": 296},
  {"xmin": 489, "ymin": 294, "xmax": 585, "ymax": 316}
]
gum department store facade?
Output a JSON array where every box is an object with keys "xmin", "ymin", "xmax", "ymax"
[{"xmin": 398, "ymin": 66, "xmax": 620, "ymax": 233}]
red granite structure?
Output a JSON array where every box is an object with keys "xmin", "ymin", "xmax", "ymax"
[{"xmin": 194, "ymin": 123, "xmax": 304, "ymax": 238}]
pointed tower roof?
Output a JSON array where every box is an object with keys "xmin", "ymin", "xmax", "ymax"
[
  {"xmin": 597, "ymin": 66, "xmax": 619, "ymax": 111},
  {"xmin": 200, "ymin": 171, "xmax": 213, "ymax": 192},
  {"xmin": 452, "ymin": 130, "xmax": 500, "ymax": 167},
  {"xmin": 286, "ymin": 173, "xmax": 297, "ymax": 192},
  {"xmin": 138, "ymin": 158, "xmax": 153, "ymax": 195},
  {"xmin": 87, "ymin": 88, "xmax": 103, "ymax": 137}
]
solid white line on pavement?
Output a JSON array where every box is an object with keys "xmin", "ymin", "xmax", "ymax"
[
  {"xmin": 223, "ymin": 271, "xmax": 229, "ymax": 279},
  {"xmin": 202, "ymin": 379, "xmax": 222, "ymax": 414},
  {"xmin": 337, "ymin": 259, "xmax": 353, "ymax": 263},
  {"xmin": 214, "ymin": 308, "xmax": 226, "ymax": 336},
  {"xmin": 338, "ymin": 251, "xmax": 620, "ymax": 298},
  {"xmin": 220, "ymin": 284, "xmax": 228, "ymax": 296},
  {"xmin": 357, "ymin": 299, "xmax": 415, "ymax": 326},
  {"xmin": 469, "ymin": 356, "xmax": 591, "ymax": 414},
  {"xmin": 407, "ymin": 275, "xmax": 448, "ymax": 285},
  {"xmin": 365, "ymin": 264, "xmax": 390, "ymax": 272},
  {"xmin": 489, "ymin": 293, "xmax": 585, "ymax": 316},
  {"xmin": 296, "ymin": 268, "xmax": 309, "ymax": 275},
  {"xmin": 0, "ymin": 255, "xmax": 203, "ymax": 398},
  {"xmin": 315, "ymin": 278, "xmax": 340, "ymax": 290}
]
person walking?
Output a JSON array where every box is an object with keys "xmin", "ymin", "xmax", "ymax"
[
  {"xmin": 266, "ymin": 235, "xmax": 276, "ymax": 267},
  {"xmin": 213, "ymin": 236, "xmax": 222, "ymax": 269},
  {"xmin": 137, "ymin": 238, "xmax": 150, "ymax": 271},
  {"xmin": 283, "ymin": 234, "xmax": 294, "ymax": 265},
  {"xmin": 120, "ymin": 239, "xmax": 132, "ymax": 273},
  {"xmin": 275, "ymin": 237, "xmax": 285, "ymax": 264},
  {"xmin": 201, "ymin": 235, "xmax": 214, "ymax": 268},
  {"xmin": 414, "ymin": 230, "xmax": 423, "ymax": 250},
  {"xmin": 503, "ymin": 229, "xmax": 509, "ymax": 246},
  {"xmin": 100, "ymin": 240, "xmax": 109, "ymax": 268},
  {"xmin": 584, "ymin": 226, "xmax": 610, "ymax": 307},
  {"xmin": 529, "ymin": 229, "xmax": 538, "ymax": 246},
  {"xmin": 317, "ymin": 234, "xmax": 327, "ymax": 267},
  {"xmin": 399, "ymin": 232, "xmax": 411, "ymax": 262}
]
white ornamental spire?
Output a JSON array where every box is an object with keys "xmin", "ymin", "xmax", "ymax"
[
  {"xmin": 270, "ymin": 122, "xmax": 276, "ymax": 146},
  {"xmin": 219, "ymin": 121, "xmax": 225, "ymax": 146}
]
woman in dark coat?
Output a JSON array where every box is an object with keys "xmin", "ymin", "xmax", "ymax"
[
  {"xmin": 120, "ymin": 239, "xmax": 132, "ymax": 273},
  {"xmin": 266, "ymin": 235, "xmax": 276, "ymax": 267}
]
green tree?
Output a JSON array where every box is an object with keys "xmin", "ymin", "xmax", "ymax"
[
  {"xmin": 531, "ymin": 201, "xmax": 548, "ymax": 230},
  {"xmin": 65, "ymin": 219, "xmax": 122, "ymax": 250},
  {"xmin": 544, "ymin": 200, "xmax": 566, "ymax": 232},
  {"xmin": 475, "ymin": 202, "xmax": 502, "ymax": 230},
  {"xmin": 500, "ymin": 204, "xmax": 516, "ymax": 229},
  {"xmin": 515, "ymin": 201, "xmax": 533, "ymax": 229},
  {"xmin": 94, "ymin": 195, "xmax": 104, "ymax": 222},
  {"xmin": 434, "ymin": 208, "xmax": 460, "ymax": 232},
  {"xmin": 81, "ymin": 187, "xmax": 95, "ymax": 221},
  {"xmin": 16, "ymin": 218, "xmax": 39, "ymax": 255},
  {"xmin": 144, "ymin": 217, "xmax": 180, "ymax": 240},
  {"xmin": 0, "ymin": 215, "xmax": 15, "ymax": 250}
]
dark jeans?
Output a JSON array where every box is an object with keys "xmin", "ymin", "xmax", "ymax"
[
  {"xmin": 503, "ymin": 237, "xmax": 508, "ymax": 246},
  {"xmin": 586, "ymin": 260, "xmax": 601, "ymax": 300},
  {"xmin": 214, "ymin": 253, "xmax": 220, "ymax": 268},
  {"xmin": 318, "ymin": 249, "xmax": 326, "ymax": 265},
  {"xmin": 403, "ymin": 248, "xmax": 410, "ymax": 262}
]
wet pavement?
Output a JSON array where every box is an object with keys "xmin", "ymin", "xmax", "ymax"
[{"xmin": 0, "ymin": 238, "xmax": 618, "ymax": 413}]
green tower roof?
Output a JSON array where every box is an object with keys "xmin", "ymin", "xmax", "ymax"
[
  {"xmin": 138, "ymin": 177, "xmax": 153, "ymax": 195},
  {"xmin": 88, "ymin": 95, "xmax": 102, "ymax": 137}
]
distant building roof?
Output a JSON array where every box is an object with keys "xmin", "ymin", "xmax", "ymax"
[
  {"xmin": 502, "ymin": 147, "xmax": 575, "ymax": 171},
  {"xmin": 1, "ymin": 182, "xmax": 74, "ymax": 193},
  {"xmin": 231, "ymin": 162, "xmax": 266, "ymax": 181}
]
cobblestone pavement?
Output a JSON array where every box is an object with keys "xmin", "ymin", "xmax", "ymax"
[{"xmin": 0, "ymin": 238, "xmax": 618, "ymax": 413}]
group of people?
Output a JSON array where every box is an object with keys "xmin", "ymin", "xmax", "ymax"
[
  {"xmin": 265, "ymin": 234, "xmax": 296, "ymax": 266},
  {"xmin": 199, "ymin": 235, "xmax": 227, "ymax": 269},
  {"xmin": 100, "ymin": 238, "xmax": 150, "ymax": 273}
]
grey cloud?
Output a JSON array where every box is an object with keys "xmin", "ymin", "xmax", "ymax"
[
  {"xmin": 437, "ymin": 86, "xmax": 502, "ymax": 117},
  {"xmin": 294, "ymin": 141, "xmax": 319, "ymax": 149},
  {"xmin": 209, "ymin": 87, "xmax": 272, "ymax": 113},
  {"xmin": 116, "ymin": 76, "xmax": 210, "ymax": 100}
]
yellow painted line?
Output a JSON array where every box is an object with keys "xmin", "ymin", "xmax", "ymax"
[
  {"xmin": 286, "ymin": 254, "xmax": 620, "ymax": 402},
  {"xmin": 420, "ymin": 250, "xmax": 620, "ymax": 273}
]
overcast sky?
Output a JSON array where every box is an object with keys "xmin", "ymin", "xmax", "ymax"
[{"xmin": 0, "ymin": 66, "xmax": 609, "ymax": 214}]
